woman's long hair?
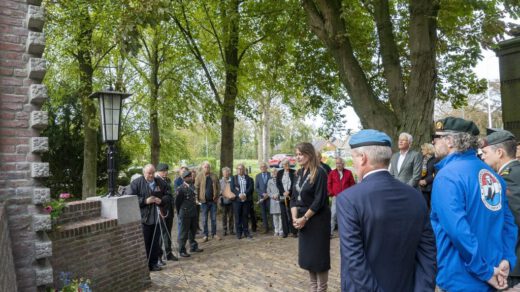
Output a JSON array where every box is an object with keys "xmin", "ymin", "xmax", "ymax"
[{"xmin": 295, "ymin": 142, "xmax": 320, "ymax": 184}]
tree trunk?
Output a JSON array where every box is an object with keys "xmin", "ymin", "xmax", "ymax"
[
  {"xmin": 302, "ymin": 0, "xmax": 439, "ymax": 147},
  {"xmin": 78, "ymin": 46, "xmax": 96, "ymax": 199},
  {"xmin": 261, "ymin": 107, "xmax": 270, "ymax": 162},
  {"xmin": 219, "ymin": 0, "xmax": 240, "ymax": 174},
  {"xmin": 149, "ymin": 32, "xmax": 161, "ymax": 166}
]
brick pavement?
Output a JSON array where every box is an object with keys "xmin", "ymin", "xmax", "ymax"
[{"xmin": 145, "ymin": 222, "xmax": 341, "ymax": 292}]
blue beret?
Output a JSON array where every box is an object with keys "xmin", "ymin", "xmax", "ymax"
[{"xmin": 349, "ymin": 129, "xmax": 392, "ymax": 149}]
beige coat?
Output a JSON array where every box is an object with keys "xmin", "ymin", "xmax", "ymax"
[{"xmin": 194, "ymin": 172, "xmax": 220, "ymax": 203}]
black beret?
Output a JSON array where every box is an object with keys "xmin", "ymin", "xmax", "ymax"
[
  {"xmin": 434, "ymin": 117, "xmax": 480, "ymax": 136},
  {"xmin": 181, "ymin": 170, "xmax": 192, "ymax": 179},
  {"xmin": 156, "ymin": 163, "xmax": 169, "ymax": 171},
  {"xmin": 483, "ymin": 130, "xmax": 516, "ymax": 147}
]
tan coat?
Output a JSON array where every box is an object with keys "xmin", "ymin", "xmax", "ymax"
[{"xmin": 194, "ymin": 172, "xmax": 220, "ymax": 203}]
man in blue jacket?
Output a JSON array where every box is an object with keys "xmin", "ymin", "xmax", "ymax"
[
  {"xmin": 431, "ymin": 117, "xmax": 517, "ymax": 291},
  {"xmin": 337, "ymin": 129, "xmax": 436, "ymax": 291}
]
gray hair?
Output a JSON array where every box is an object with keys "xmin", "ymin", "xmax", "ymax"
[
  {"xmin": 399, "ymin": 132, "xmax": 413, "ymax": 145},
  {"xmin": 446, "ymin": 132, "xmax": 478, "ymax": 153},
  {"xmin": 143, "ymin": 164, "xmax": 155, "ymax": 174},
  {"xmin": 280, "ymin": 158, "xmax": 290, "ymax": 167},
  {"xmin": 221, "ymin": 166, "xmax": 231, "ymax": 173},
  {"xmin": 259, "ymin": 162, "xmax": 267, "ymax": 168},
  {"xmin": 353, "ymin": 145, "xmax": 392, "ymax": 167},
  {"xmin": 335, "ymin": 157, "xmax": 344, "ymax": 163}
]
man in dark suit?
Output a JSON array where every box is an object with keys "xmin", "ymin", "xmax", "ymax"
[
  {"xmin": 389, "ymin": 132, "xmax": 422, "ymax": 188},
  {"xmin": 255, "ymin": 162, "xmax": 270, "ymax": 234},
  {"xmin": 230, "ymin": 163, "xmax": 254, "ymax": 239},
  {"xmin": 481, "ymin": 129, "xmax": 520, "ymax": 288},
  {"xmin": 337, "ymin": 129, "xmax": 436, "ymax": 291}
]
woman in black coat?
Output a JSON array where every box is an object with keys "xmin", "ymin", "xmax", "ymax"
[
  {"xmin": 291, "ymin": 142, "xmax": 331, "ymax": 292},
  {"xmin": 276, "ymin": 159, "xmax": 297, "ymax": 237},
  {"xmin": 419, "ymin": 143, "xmax": 436, "ymax": 209}
]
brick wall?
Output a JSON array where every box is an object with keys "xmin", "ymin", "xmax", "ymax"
[
  {"xmin": 0, "ymin": 203, "xmax": 18, "ymax": 291},
  {"xmin": 49, "ymin": 200, "xmax": 151, "ymax": 291},
  {"xmin": 0, "ymin": 0, "xmax": 53, "ymax": 290}
]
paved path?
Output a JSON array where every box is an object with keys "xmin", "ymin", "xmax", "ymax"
[{"xmin": 145, "ymin": 226, "xmax": 341, "ymax": 291}]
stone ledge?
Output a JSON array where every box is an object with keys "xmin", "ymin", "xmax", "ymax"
[
  {"xmin": 30, "ymin": 111, "xmax": 48, "ymax": 130},
  {"xmin": 27, "ymin": 5, "xmax": 45, "ymax": 32},
  {"xmin": 26, "ymin": 31, "xmax": 46, "ymax": 55},
  {"xmin": 31, "ymin": 137, "xmax": 48, "ymax": 153},
  {"xmin": 35, "ymin": 266, "xmax": 53, "ymax": 286},
  {"xmin": 31, "ymin": 162, "xmax": 49, "ymax": 178},
  {"xmin": 32, "ymin": 188, "xmax": 50, "ymax": 205},
  {"xmin": 29, "ymin": 84, "xmax": 48, "ymax": 105},
  {"xmin": 34, "ymin": 240, "xmax": 52, "ymax": 259},
  {"xmin": 28, "ymin": 58, "xmax": 47, "ymax": 80},
  {"xmin": 32, "ymin": 213, "xmax": 51, "ymax": 232}
]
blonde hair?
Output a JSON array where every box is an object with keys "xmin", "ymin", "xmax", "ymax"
[
  {"xmin": 421, "ymin": 143, "xmax": 435, "ymax": 156},
  {"xmin": 296, "ymin": 142, "xmax": 320, "ymax": 184}
]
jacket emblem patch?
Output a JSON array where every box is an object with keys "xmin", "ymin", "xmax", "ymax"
[{"xmin": 479, "ymin": 169, "xmax": 502, "ymax": 211}]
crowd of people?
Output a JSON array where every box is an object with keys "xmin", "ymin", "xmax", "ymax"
[{"xmin": 128, "ymin": 115, "xmax": 520, "ymax": 292}]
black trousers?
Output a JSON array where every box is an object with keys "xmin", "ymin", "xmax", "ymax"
[
  {"xmin": 233, "ymin": 200, "xmax": 251, "ymax": 237},
  {"xmin": 142, "ymin": 223, "xmax": 161, "ymax": 268},
  {"xmin": 280, "ymin": 202, "xmax": 297, "ymax": 236},
  {"xmin": 178, "ymin": 215, "xmax": 198, "ymax": 253},
  {"xmin": 159, "ymin": 214, "xmax": 174, "ymax": 256}
]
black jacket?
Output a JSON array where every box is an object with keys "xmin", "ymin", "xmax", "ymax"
[
  {"xmin": 230, "ymin": 174, "xmax": 254, "ymax": 201},
  {"xmin": 276, "ymin": 168, "xmax": 295, "ymax": 200},
  {"xmin": 420, "ymin": 156, "xmax": 436, "ymax": 193},
  {"xmin": 175, "ymin": 182, "xmax": 198, "ymax": 218},
  {"xmin": 131, "ymin": 176, "xmax": 171, "ymax": 225}
]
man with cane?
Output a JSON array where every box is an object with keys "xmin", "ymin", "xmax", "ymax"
[{"xmin": 131, "ymin": 164, "xmax": 172, "ymax": 271}]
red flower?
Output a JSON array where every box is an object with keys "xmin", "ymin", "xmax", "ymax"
[{"xmin": 45, "ymin": 206, "xmax": 52, "ymax": 213}]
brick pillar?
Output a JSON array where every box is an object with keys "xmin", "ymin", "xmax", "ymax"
[{"xmin": 0, "ymin": 0, "xmax": 53, "ymax": 290}]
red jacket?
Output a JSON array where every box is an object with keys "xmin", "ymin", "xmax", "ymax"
[{"xmin": 327, "ymin": 168, "xmax": 355, "ymax": 197}]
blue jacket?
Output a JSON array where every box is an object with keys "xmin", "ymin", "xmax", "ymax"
[
  {"xmin": 431, "ymin": 150, "xmax": 517, "ymax": 292},
  {"xmin": 338, "ymin": 170, "xmax": 436, "ymax": 291}
]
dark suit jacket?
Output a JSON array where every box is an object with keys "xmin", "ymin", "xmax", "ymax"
[
  {"xmin": 230, "ymin": 174, "xmax": 254, "ymax": 201},
  {"xmin": 255, "ymin": 172, "xmax": 270, "ymax": 199},
  {"xmin": 420, "ymin": 156, "xmax": 436, "ymax": 193},
  {"xmin": 501, "ymin": 160, "xmax": 520, "ymax": 276},
  {"xmin": 276, "ymin": 168, "xmax": 295, "ymax": 199},
  {"xmin": 337, "ymin": 171, "xmax": 436, "ymax": 292},
  {"xmin": 389, "ymin": 150, "xmax": 422, "ymax": 187}
]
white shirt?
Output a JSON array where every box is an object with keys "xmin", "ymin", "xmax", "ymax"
[
  {"xmin": 238, "ymin": 175, "xmax": 247, "ymax": 194},
  {"xmin": 397, "ymin": 150, "xmax": 408, "ymax": 173}
]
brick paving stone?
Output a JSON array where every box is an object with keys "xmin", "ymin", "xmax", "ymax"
[{"xmin": 145, "ymin": 219, "xmax": 341, "ymax": 292}]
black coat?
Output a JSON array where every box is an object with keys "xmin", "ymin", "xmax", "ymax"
[
  {"xmin": 230, "ymin": 174, "xmax": 254, "ymax": 201},
  {"xmin": 276, "ymin": 168, "xmax": 295, "ymax": 199},
  {"xmin": 175, "ymin": 183, "xmax": 198, "ymax": 218},
  {"xmin": 131, "ymin": 176, "xmax": 171, "ymax": 225},
  {"xmin": 420, "ymin": 156, "xmax": 436, "ymax": 193}
]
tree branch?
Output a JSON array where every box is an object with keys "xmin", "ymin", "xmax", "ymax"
[
  {"xmin": 238, "ymin": 35, "xmax": 266, "ymax": 63},
  {"xmin": 203, "ymin": 2, "xmax": 225, "ymax": 62}
]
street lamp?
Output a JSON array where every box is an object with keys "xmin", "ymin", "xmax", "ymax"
[{"xmin": 89, "ymin": 88, "xmax": 132, "ymax": 197}]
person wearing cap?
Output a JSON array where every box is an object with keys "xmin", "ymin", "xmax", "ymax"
[
  {"xmin": 175, "ymin": 170, "xmax": 204, "ymax": 257},
  {"xmin": 389, "ymin": 132, "xmax": 423, "ymax": 188},
  {"xmin": 481, "ymin": 129, "xmax": 520, "ymax": 288},
  {"xmin": 155, "ymin": 163, "xmax": 178, "ymax": 262},
  {"xmin": 431, "ymin": 117, "xmax": 517, "ymax": 291},
  {"xmin": 337, "ymin": 129, "xmax": 436, "ymax": 291}
]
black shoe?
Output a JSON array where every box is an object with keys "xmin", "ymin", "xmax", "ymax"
[
  {"xmin": 237, "ymin": 235, "xmax": 242, "ymax": 240},
  {"xmin": 230, "ymin": 231, "xmax": 236, "ymax": 235},
  {"xmin": 224, "ymin": 231, "xmax": 228, "ymax": 236},
  {"xmin": 149, "ymin": 265, "xmax": 162, "ymax": 271},
  {"xmin": 166, "ymin": 253, "xmax": 178, "ymax": 261},
  {"xmin": 190, "ymin": 248, "xmax": 204, "ymax": 253},
  {"xmin": 246, "ymin": 234, "xmax": 253, "ymax": 239},
  {"xmin": 180, "ymin": 252, "xmax": 190, "ymax": 258},
  {"xmin": 292, "ymin": 233, "xmax": 298, "ymax": 238},
  {"xmin": 282, "ymin": 234, "xmax": 288, "ymax": 238}
]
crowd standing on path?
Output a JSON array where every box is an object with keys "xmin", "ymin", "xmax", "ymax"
[{"xmin": 127, "ymin": 115, "xmax": 520, "ymax": 292}]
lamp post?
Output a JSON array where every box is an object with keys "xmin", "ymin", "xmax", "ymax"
[{"xmin": 89, "ymin": 88, "xmax": 131, "ymax": 197}]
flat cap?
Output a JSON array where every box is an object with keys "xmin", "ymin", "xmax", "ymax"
[
  {"xmin": 156, "ymin": 163, "xmax": 169, "ymax": 172},
  {"xmin": 434, "ymin": 117, "xmax": 480, "ymax": 136},
  {"xmin": 349, "ymin": 129, "xmax": 392, "ymax": 149},
  {"xmin": 181, "ymin": 170, "xmax": 192, "ymax": 179},
  {"xmin": 482, "ymin": 130, "xmax": 516, "ymax": 147}
]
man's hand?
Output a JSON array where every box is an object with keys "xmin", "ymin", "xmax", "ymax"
[
  {"xmin": 239, "ymin": 193, "xmax": 246, "ymax": 201},
  {"xmin": 419, "ymin": 179, "xmax": 427, "ymax": 187},
  {"xmin": 154, "ymin": 197, "xmax": 162, "ymax": 205},
  {"xmin": 487, "ymin": 267, "xmax": 508, "ymax": 290},
  {"xmin": 146, "ymin": 196, "xmax": 157, "ymax": 205},
  {"xmin": 283, "ymin": 191, "xmax": 289, "ymax": 197}
]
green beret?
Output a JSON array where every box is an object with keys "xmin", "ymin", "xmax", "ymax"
[
  {"xmin": 483, "ymin": 130, "xmax": 516, "ymax": 147},
  {"xmin": 156, "ymin": 163, "xmax": 169, "ymax": 171},
  {"xmin": 434, "ymin": 117, "xmax": 480, "ymax": 136}
]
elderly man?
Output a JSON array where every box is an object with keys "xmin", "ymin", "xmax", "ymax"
[
  {"xmin": 255, "ymin": 162, "xmax": 271, "ymax": 233},
  {"xmin": 131, "ymin": 164, "xmax": 171, "ymax": 271},
  {"xmin": 431, "ymin": 117, "xmax": 517, "ymax": 291},
  {"xmin": 481, "ymin": 129, "xmax": 520, "ymax": 288},
  {"xmin": 389, "ymin": 132, "xmax": 422, "ymax": 187},
  {"xmin": 337, "ymin": 129, "xmax": 436, "ymax": 291},
  {"xmin": 155, "ymin": 163, "xmax": 177, "ymax": 262},
  {"xmin": 327, "ymin": 157, "xmax": 355, "ymax": 237},
  {"xmin": 231, "ymin": 163, "xmax": 254, "ymax": 239},
  {"xmin": 194, "ymin": 161, "xmax": 220, "ymax": 242}
]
